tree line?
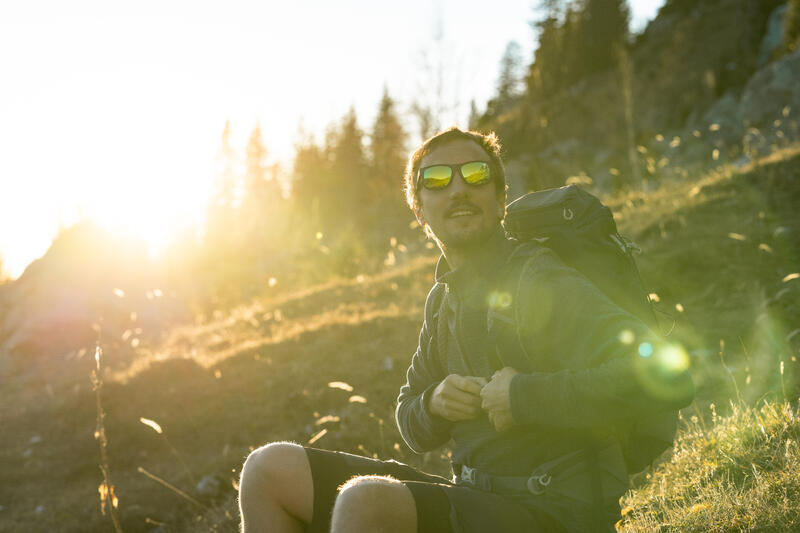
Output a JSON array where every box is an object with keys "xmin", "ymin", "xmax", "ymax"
[
  {"xmin": 196, "ymin": 0, "xmax": 634, "ymax": 304},
  {"xmin": 195, "ymin": 0, "xmax": 792, "ymax": 304},
  {"xmin": 197, "ymin": 89, "xmax": 414, "ymax": 305}
]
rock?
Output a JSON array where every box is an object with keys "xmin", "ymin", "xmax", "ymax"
[
  {"xmin": 741, "ymin": 48, "xmax": 800, "ymax": 131},
  {"xmin": 743, "ymin": 127, "xmax": 770, "ymax": 158},
  {"xmin": 702, "ymin": 92, "xmax": 744, "ymax": 147},
  {"xmin": 758, "ymin": 4, "xmax": 789, "ymax": 67},
  {"xmin": 0, "ymin": 221, "xmax": 189, "ymax": 365},
  {"xmin": 732, "ymin": 154, "xmax": 752, "ymax": 169},
  {"xmin": 195, "ymin": 474, "xmax": 222, "ymax": 499}
]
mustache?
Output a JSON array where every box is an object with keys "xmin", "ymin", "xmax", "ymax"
[{"xmin": 445, "ymin": 202, "xmax": 482, "ymax": 218}]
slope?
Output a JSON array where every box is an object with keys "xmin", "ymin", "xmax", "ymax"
[{"xmin": 1, "ymin": 148, "xmax": 799, "ymax": 532}]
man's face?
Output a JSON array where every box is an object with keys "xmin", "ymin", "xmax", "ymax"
[{"xmin": 417, "ymin": 139, "xmax": 504, "ymax": 251}]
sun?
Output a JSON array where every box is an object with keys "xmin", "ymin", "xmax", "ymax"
[{"xmin": 85, "ymin": 181, "xmax": 209, "ymax": 260}]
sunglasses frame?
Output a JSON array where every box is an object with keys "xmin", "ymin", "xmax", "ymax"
[{"xmin": 416, "ymin": 161, "xmax": 492, "ymax": 191}]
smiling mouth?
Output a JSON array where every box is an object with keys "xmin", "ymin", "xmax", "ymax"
[{"xmin": 446, "ymin": 206, "xmax": 481, "ymax": 218}]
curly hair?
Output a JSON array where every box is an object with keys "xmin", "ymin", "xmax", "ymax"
[{"xmin": 403, "ymin": 126, "xmax": 507, "ymax": 216}]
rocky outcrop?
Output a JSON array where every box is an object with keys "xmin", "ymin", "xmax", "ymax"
[
  {"xmin": 741, "ymin": 48, "xmax": 800, "ymax": 127},
  {"xmin": 0, "ymin": 221, "xmax": 188, "ymax": 373},
  {"xmin": 758, "ymin": 4, "xmax": 789, "ymax": 67}
]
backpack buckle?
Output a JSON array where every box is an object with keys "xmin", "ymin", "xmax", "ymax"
[
  {"xmin": 460, "ymin": 465, "xmax": 476, "ymax": 485},
  {"xmin": 526, "ymin": 473, "xmax": 552, "ymax": 495}
]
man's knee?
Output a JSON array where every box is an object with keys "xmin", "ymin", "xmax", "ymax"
[
  {"xmin": 240, "ymin": 441, "xmax": 307, "ymax": 493},
  {"xmin": 332, "ymin": 476, "xmax": 416, "ymax": 527},
  {"xmin": 239, "ymin": 442, "xmax": 313, "ymax": 529}
]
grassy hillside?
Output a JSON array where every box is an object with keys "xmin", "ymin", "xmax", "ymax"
[
  {"xmin": 2, "ymin": 147, "xmax": 799, "ymax": 532},
  {"xmin": 619, "ymin": 401, "xmax": 800, "ymax": 532}
]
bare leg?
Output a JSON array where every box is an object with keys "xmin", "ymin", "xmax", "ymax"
[
  {"xmin": 239, "ymin": 442, "xmax": 313, "ymax": 533},
  {"xmin": 330, "ymin": 476, "xmax": 417, "ymax": 533}
]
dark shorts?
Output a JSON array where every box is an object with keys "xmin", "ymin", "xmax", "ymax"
[{"xmin": 304, "ymin": 447, "xmax": 564, "ymax": 533}]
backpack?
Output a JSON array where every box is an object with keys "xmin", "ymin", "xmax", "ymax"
[{"xmin": 429, "ymin": 184, "xmax": 677, "ymax": 475}]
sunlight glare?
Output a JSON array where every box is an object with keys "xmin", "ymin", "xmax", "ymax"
[
  {"xmin": 656, "ymin": 344, "xmax": 690, "ymax": 373},
  {"xmin": 619, "ymin": 329, "xmax": 635, "ymax": 345}
]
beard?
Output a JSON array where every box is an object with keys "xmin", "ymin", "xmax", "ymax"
[{"xmin": 432, "ymin": 216, "xmax": 500, "ymax": 253}]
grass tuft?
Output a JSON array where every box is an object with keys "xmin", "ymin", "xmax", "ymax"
[{"xmin": 620, "ymin": 401, "xmax": 800, "ymax": 532}]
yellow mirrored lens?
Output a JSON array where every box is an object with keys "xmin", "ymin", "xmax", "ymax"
[
  {"xmin": 423, "ymin": 166, "xmax": 453, "ymax": 189},
  {"xmin": 461, "ymin": 162, "xmax": 490, "ymax": 184}
]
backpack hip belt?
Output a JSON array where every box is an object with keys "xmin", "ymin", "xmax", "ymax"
[
  {"xmin": 453, "ymin": 440, "xmax": 627, "ymax": 504},
  {"xmin": 455, "ymin": 462, "xmax": 550, "ymax": 495}
]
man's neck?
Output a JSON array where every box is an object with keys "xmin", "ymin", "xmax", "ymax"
[{"xmin": 439, "ymin": 227, "xmax": 502, "ymax": 271}]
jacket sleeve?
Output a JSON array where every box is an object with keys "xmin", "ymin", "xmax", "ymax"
[
  {"xmin": 395, "ymin": 286, "xmax": 454, "ymax": 453},
  {"xmin": 508, "ymin": 249, "xmax": 694, "ymax": 428}
]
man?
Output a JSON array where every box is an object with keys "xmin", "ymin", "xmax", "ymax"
[{"xmin": 238, "ymin": 127, "xmax": 693, "ymax": 532}]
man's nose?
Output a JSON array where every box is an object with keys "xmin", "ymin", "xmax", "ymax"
[{"xmin": 448, "ymin": 170, "xmax": 470, "ymax": 197}]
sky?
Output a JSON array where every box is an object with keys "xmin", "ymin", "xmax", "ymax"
[{"xmin": 0, "ymin": 0, "xmax": 664, "ymax": 279}]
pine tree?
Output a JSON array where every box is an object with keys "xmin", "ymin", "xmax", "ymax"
[
  {"xmin": 370, "ymin": 88, "xmax": 407, "ymax": 201},
  {"xmin": 242, "ymin": 125, "xmax": 283, "ymax": 263},
  {"xmin": 497, "ymin": 41, "xmax": 524, "ymax": 104},
  {"xmin": 579, "ymin": 0, "xmax": 630, "ymax": 75},
  {"xmin": 559, "ymin": 4, "xmax": 584, "ymax": 88},
  {"xmin": 526, "ymin": 0, "xmax": 565, "ymax": 98},
  {"xmin": 204, "ymin": 121, "xmax": 252, "ymax": 302},
  {"xmin": 486, "ymin": 40, "xmax": 524, "ymax": 120},
  {"xmin": 369, "ymin": 88, "xmax": 411, "ymax": 243},
  {"xmin": 206, "ymin": 120, "xmax": 239, "ymax": 246},
  {"xmin": 312, "ymin": 108, "xmax": 367, "ymax": 233},
  {"xmin": 291, "ymin": 131, "xmax": 327, "ymax": 228},
  {"xmin": 243, "ymin": 124, "xmax": 282, "ymax": 220}
]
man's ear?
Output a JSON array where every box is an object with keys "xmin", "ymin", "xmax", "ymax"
[
  {"xmin": 413, "ymin": 206, "xmax": 436, "ymax": 239},
  {"xmin": 496, "ymin": 199, "xmax": 505, "ymax": 220}
]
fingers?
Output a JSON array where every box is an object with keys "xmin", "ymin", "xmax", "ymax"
[
  {"xmin": 464, "ymin": 375, "xmax": 489, "ymax": 388},
  {"xmin": 449, "ymin": 375, "xmax": 485, "ymax": 395},
  {"xmin": 480, "ymin": 396, "xmax": 491, "ymax": 411},
  {"xmin": 481, "ymin": 396, "xmax": 502, "ymax": 414},
  {"xmin": 443, "ymin": 384, "xmax": 482, "ymax": 405},
  {"xmin": 479, "ymin": 381, "xmax": 498, "ymax": 406},
  {"xmin": 430, "ymin": 374, "xmax": 494, "ymax": 421},
  {"xmin": 437, "ymin": 399, "xmax": 481, "ymax": 420},
  {"xmin": 491, "ymin": 367, "xmax": 515, "ymax": 380}
]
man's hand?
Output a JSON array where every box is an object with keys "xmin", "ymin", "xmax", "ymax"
[
  {"xmin": 481, "ymin": 367, "xmax": 519, "ymax": 432},
  {"xmin": 428, "ymin": 374, "xmax": 488, "ymax": 422}
]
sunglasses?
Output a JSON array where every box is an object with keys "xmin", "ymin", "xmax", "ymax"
[{"xmin": 416, "ymin": 161, "xmax": 492, "ymax": 190}]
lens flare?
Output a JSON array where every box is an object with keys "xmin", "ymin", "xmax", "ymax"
[
  {"xmin": 657, "ymin": 344, "xmax": 691, "ymax": 373},
  {"xmin": 619, "ymin": 329, "xmax": 635, "ymax": 345},
  {"xmin": 488, "ymin": 291, "xmax": 512, "ymax": 309},
  {"xmin": 634, "ymin": 341, "xmax": 692, "ymax": 402}
]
